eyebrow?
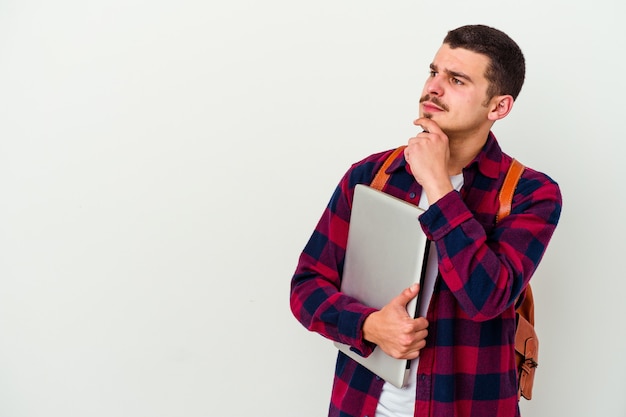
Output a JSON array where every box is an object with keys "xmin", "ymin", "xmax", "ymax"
[{"xmin": 430, "ymin": 63, "xmax": 474, "ymax": 83}]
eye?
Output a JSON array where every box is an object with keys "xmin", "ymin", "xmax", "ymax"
[
  {"xmin": 451, "ymin": 77, "xmax": 464, "ymax": 85},
  {"xmin": 429, "ymin": 70, "xmax": 437, "ymax": 77}
]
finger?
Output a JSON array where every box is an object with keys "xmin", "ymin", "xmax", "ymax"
[
  {"xmin": 413, "ymin": 327, "xmax": 429, "ymax": 341},
  {"xmin": 392, "ymin": 283, "xmax": 420, "ymax": 307},
  {"xmin": 395, "ymin": 337, "xmax": 427, "ymax": 359},
  {"xmin": 406, "ymin": 133, "xmax": 430, "ymax": 151},
  {"xmin": 412, "ymin": 119, "xmax": 428, "ymax": 133},
  {"xmin": 413, "ymin": 117, "xmax": 442, "ymax": 135},
  {"xmin": 413, "ymin": 316, "xmax": 429, "ymax": 330},
  {"xmin": 413, "ymin": 117, "xmax": 430, "ymax": 133}
]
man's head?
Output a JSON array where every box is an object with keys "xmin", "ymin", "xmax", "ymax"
[
  {"xmin": 418, "ymin": 25, "xmax": 525, "ymax": 138},
  {"xmin": 444, "ymin": 25, "xmax": 525, "ymax": 101}
]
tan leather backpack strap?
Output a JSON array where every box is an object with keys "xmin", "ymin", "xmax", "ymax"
[
  {"xmin": 370, "ymin": 146, "xmax": 406, "ymax": 191},
  {"xmin": 495, "ymin": 159, "xmax": 539, "ymax": 401},
  {"xmin": 497, "ymin": 159, "xmax": 525, "ymax": 222}
]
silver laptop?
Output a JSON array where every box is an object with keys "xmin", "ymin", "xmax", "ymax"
[{"xmin": 334, "ymin": 184, "xmax": 429, "ymax": 388}]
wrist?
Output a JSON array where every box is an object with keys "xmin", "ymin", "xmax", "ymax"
[
  {"xmin": 424, "ymin": 181, "xmax": 455, "ymax": 205},
  {"xmin": 362, "ymin": 311, "xmax": 380, "ymax": 345}
]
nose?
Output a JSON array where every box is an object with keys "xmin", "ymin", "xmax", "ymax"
[{"xmin": 425, "ymin": 74, "xmax": 443, "ymax": 97}]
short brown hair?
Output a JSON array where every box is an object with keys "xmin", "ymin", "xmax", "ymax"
[{"xmin": 444, "ymin": 25, "xmax": 525, "ymax": 101}]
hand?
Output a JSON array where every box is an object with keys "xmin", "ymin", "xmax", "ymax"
[
  {"xmin": 362, "ymin": 284, "xmax": 429, "ymax": 359},
  {"xmin": 404, "ymin": 117, "xmax": 454, "ymax": 204}
]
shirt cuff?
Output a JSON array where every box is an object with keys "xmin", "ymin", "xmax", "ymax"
[
  {"xmin": 337, "ymin": 305, "xmax": 378, "ymax": 357},
  {"xmin": 419, "ymin": 190, "xmax": 473, "ymax": 240}
]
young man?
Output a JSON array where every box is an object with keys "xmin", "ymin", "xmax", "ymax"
[{"xmin": 290, "ymin": 25, "xmax": 562, "ymax": 417}]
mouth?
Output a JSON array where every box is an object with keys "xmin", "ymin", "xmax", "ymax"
[{"xmin": 422, "ymin": 101, "xmax": 445, "ymax": 113}]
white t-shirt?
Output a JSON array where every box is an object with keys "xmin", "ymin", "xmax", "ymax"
[{"xmin": 375, "ymin": 174, "xmax": 464, "ymax": 417}]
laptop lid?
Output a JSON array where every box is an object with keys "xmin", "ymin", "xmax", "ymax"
[{"xmin": 334, "ymin": 184, "xmax": 429, "ymax": 388}]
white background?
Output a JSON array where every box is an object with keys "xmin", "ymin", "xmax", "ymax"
[{"xmin": 1, "ymin": 1, "xmax": 624, "ymax": 416}]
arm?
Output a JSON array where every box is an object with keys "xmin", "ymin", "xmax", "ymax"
[
  {"xmin": 404, "ymin": 118, "xmax": 562, "ymax": 321},
  {"xmin": 290, "ymin": 151, "xmax": 430, "ymax": 358},
  {"xmin": 289, "ymin": 157, "xmax": 380, "ymax": 356},
  {"xmin": 420, "ymin": 174, "xmax": 561, "ymax": 321}
]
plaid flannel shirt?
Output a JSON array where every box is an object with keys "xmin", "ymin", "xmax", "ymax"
[{"xmin": 290, "ymin": 133, "xmax": 562, "ymax": 417}]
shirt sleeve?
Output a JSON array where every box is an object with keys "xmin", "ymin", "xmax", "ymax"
[
  {"xmin": 418, "ymin": 169, "xmax": 562, "ymax": 321},
  {"xmin": 289, "ymin": 156, "xmax": 386, "ymax": 357}
]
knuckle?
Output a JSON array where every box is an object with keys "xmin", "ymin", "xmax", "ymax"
[{"xmin": 398, "ymin": 335, "xmax": 412, "ymax": 347}]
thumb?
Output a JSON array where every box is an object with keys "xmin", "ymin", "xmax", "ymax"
[{"xmin": 392, "ymin": 283, "xmax": 420, "ymax": 308}]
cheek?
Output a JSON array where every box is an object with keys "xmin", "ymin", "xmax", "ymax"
[{"xmin": 463, "ymin": 96, "xmax": 485, "ymax": 114}]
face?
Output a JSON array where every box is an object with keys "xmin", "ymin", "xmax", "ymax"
[{"xmin": 420, "ymin": 44, "xmax": 498, "ymax": 137}]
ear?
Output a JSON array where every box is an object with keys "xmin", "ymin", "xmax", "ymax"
[{"xmin": 487, "ymin": 95, "xmax": 514, "ymax": 121}]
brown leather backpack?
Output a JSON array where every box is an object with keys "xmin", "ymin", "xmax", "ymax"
[{"xmin": 370, "ymin": 146, "xmax": 538, "ymax": 401}]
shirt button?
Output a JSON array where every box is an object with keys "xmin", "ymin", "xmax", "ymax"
[{"xmin": 409, "ymin": 192, "xmax": 416, "ymax": 199}]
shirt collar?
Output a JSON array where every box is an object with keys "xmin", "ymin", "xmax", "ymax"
[{"xmin": 464, "ymin": 132, "xmax": 503, "ymax": 179}]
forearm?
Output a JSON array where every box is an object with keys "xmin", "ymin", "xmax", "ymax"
[
  {"xmin": 290, "ymin": 260, "xmax": 378, "ymax": 355},
  {"xmin": 290, "ymin": 162, "xmax": 381, "ymax": 355},
  {"xmin": 420, "ymin": 181, "xmax": 561, "ymax": 320}
]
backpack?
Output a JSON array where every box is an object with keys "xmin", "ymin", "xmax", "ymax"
[{"xmin": 370, "ymin": 146, "xmax": 538, "ymax": 401}]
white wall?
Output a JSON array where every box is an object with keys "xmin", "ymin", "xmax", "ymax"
[{"xmin": 0, "ymin": 1, "xmax": 624, "ymax": 416}]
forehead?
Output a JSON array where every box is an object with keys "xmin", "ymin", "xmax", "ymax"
[{"xmin": 432, "ymin": 44, "xmax": 491, "ymax": 82}]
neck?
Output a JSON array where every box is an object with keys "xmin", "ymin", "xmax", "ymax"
[{"xmin": 446, "ymin": 126, "xmax": 492, "ymax": 175}]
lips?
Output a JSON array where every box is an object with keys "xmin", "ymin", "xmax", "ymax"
[
  {"xmin": 422, "ymin": 102, "xmax": 445, "ymax": 113},
  {"xmin": 419, "ymin": 94, "xmax": 449, "ymax": 113}
]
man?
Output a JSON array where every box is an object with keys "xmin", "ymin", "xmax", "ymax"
[{"xmin": 290, "ymin": 25, "xmax": 562, "ymax": 417}]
